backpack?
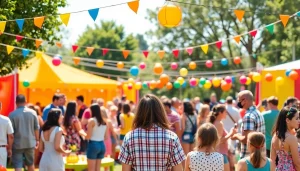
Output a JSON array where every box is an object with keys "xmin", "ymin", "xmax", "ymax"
[{"xmin": 186, "ymin": 113, "xmax": 197, "ymax": 135}]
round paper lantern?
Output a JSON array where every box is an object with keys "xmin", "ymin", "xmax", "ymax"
[
  {"xmin": 117, "ymin": 62, "xmax": 124, "ymax": 69},
  {"xmin": 128, "ymin": 78, "xmax": 135, "ymax": 84},
  {"xmin": 123, "ymin": 83, "xmax": 128, "ymax": 91},
  {"xmin": 224, "ymin": 76, "xmax": 232, "ymax": 84},
  {"xmin": 179, "ymin": 68, "xmax": 188, "ymax": 77},
  {"xmin": 160, "ymin": 74, "xmax": 169, "ymax": 84},
  {"xmin": 0, "ymin": 165, "xmax": 6, "ymax": 171},
  {"xmin": 248, "ymin": 72, "xmax": 254, "ymax": 80},
  {"xmin": 153, "ymin": 63, "xmax": 163, "ymax": 75},
  {"xmin": 182, "ymin": 81, "xmax": 187, "ymax": 88},
  {"xmin": 23, "ymin": 80, "xmax": 30, "ymax": 88},
  {"xmin": 212, "ymin": 77, "xmax": 221, "ymax": 87},
  {"xmin": 54, "ymin": 54, "xmax": 62, "ymax": 60},
  {"xmin": 173, "ymin": 81, "xmax": 181, "ymax": 89},
  {"xmin": 203, "ymin": 80, "xmax": 212, "ymax": 89},
  {"xmin": 276, "ymin": 77, "xmax": 284, "ymax": 86},
  {"xmin": 117, "ymin": 82, "xmax": 122, "ymax": 89},
  {"xmin": 239, "ymin": 75, "xmax": 247, "ymax": 84},
  {"xmin": 289, "ymin": 71, "xmax": 299, "ymax": 80},
  {"xmin": 166, "ymin": 82, "xmax": 173, "ymax": 90},
  {"xmin": 135, "ymin": 82, "xmax": 142, "ymax": 90},
  {"xmin": 265, "ymin": 73, "xmax": 273, "ymax": 82},
  {"xmin": 177, "ymin": 77, "xmax": 184, "ymax": 85},
  {"xmin": 221, "ymin": 82, "xmax": 232, "ymax": 91},
  {"xmin": 156, "ymin": 80, "xmax": 164, "ymax": 89},
  {"xmin": 189, "ymin": 78, "xmax": 197, "ymax": 86},
  {"xmin": 127, "ymin": 83, "xmax": 133, "ymax": 90},
  {"xmin": 199, "ymin": 78, "xmax": 206, "ymax": 85},
  {"xmin": 205, "ymin": 60, "xmax": 213, "ymax": 68},
  {"xmin": 139, "ymin": 62, "xmax": 146, "ymax": 70},
  {"xmin": 170, "ymin": 62, "xmax": 178, "ymax": 70},
  {"xmin": 157, "ymin": 4, "xmax": 182, "ymax": 28},
  {"xmin": 149, "ymin": 80, "xmax": 157, "ymax": 89},
  {"xmin": 252, "ymin": 72, "xmax": 261, "ymax": 82},
  {"xmin": 130, "ymin": 66, "xmax": 139, "ymax": 76},
  {"xmin": 142, "ymin": 82, "xmax": 148, "ymax": 89},
  {"xmin": 52, "ymin": 57, "xmax": 61, "ymax": 66},
  {"xmin": 220, "ymin": 58, "xmax": 228, "ymax": 66},
  {"xmin": 245, "ymin": 77, "xmax": 251, "ymax": 85},
  {"xmin": 189, "ymin": 62, "xmax": 197, "ymax": 70},
  {"xmin": 96, "ymin": 60, "xmax": 104, "ymax": 68},
  {"xmin": 285, "ymin": 69, "xmax": 292, "ymax": 77},
  {"xmin": 233, "ymin": 57, "xmax": 241, "ymax": 65}
]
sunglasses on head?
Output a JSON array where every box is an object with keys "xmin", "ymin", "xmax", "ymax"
[{"xmin": 287, "ymin": 107, "xmax": 298, "ymax": 117}]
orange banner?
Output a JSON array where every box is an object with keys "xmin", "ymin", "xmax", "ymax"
[{"xmin": 0, "ymin": 73, "xmax": 17, "ymax": 116}]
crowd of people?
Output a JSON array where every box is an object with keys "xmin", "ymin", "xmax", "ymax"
[{"xmin": 0, "ymin": 90, "xmax": 299, "ymax": 171}]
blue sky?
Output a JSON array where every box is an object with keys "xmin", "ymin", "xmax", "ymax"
[{"xmin": 59, "ymin": 0, "xmax": 166, "ymax": 44}]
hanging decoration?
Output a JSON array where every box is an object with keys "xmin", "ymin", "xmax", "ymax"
[
  {"xmin": 16, "ymin": 19, "xmax": 25, "ymax": 31},
  {"xmin": 212, "ymin": 77, "xmax": 221, "ymax": 87},
  {"xmin": 117, "ymin": 62, "xmax": 124, "ymax": 69},
  {"xmin": 127, "ymin": 0, "xmax": 139, "ymax": 14},
  {"xmin": 239, "ymin": 75, "xmax": 247, "ymax": 85},
  {"xmin": 22, "ymin": 49, "xmax": 30, "ymax": 58},
  {"xmin": 6, "ymin": 45, "xmax": 14, "ymax": 55},
  {"xmin": 160, "ymin": 74, "xmax": 169, "ymax": 84},
  {"xmin": 179, "ymin": 68, "xmax": 188, "ymax": 77},
  {"xmin": 177, "ymin": 77, "xmax": 184, "ymax": 85},
  {"xmin": 88, "ymin": 8, "xmax": 100, "ymax": 21},
  {"xmin": 139, "ymin": 62, "xmax": 146, "ymax": 70},
  {"xmin": 245, "ymin": 77, "xmax": 251, "ymax": 85},
  {"xmin": 157, "ymin": 50, "xmax": 165, "ymax": 59},
  {"xmin": 171, "ymin": 62, "xmax": 178, "ymax": 70},
  {"xmin": 234, "ymin": 10, "xmax": 245, "ymax": 22},
  {"xmin": 135, "ymin": 82, "xmax": 142, "ymax": 90},
  {"xmin": 173, "ymin": 81, "xmax": 181, "ymax": 89},
  {"xmin": 200, "ymin": 44, "xmax": 209, "ymax": 54},
  {"xmin": 233, "ymin": 57, "xmax": 241, "ymax": 65},
  {"xmin": 22, "ymin": 80, "xmax": 30, "ymax": 88},
  {"xmin": 52, "ymin": 56, "xmax": 61, "ymax": 66},
  {"xmin": 252, "ymin": 72, "xmax": 261, "ymax": 82},
  {"xmin": 60, "ymin": 13, "xmax": 71, "ymax": 26},
  {"xmin": 265, "ymin": 73, "xmax": 273, "ymax": 82},
  {"xmin": 142, "ymin": 51, "xmax": 149, "ymax": 58},
  {"xmin": 220, "ymin": 58, "xmax": 228, "ymax": 66},
  {"xmin": 157, "ymin": 4, "xmax": 182, "ymax": 28},
  {"xmin": 276, "ymin": 76, "xmax": 284, "ymax": 86},
  {"xmin": 186, "ymin": 47, "xmax": 193, "ymax": 55},
  {"xmin": 199, "ymin": 78, "xmax": 206, "ymax": 85},
  {"xmin": 221, "ymin": 81, "xmax": 231, "ymax": 91},
  {"xmin": 289, "ymin": 70, "xmax": 299, "ymax": 80},
  {"xmin": 129, "ymin": 66, "xmax": 139, "ymax": 76},
  {"xmin": 189, "ymin": 78, "xmax": 197, "ymax": 87},
  {"xmin": 205, "ymin": 60, "xmax": 213, "ymax": 68},
  {"xmin": 73, "ymin": 57, "xmax": 80, "ymax": 65},
  {"xmin": 189, "ymin": 62, "xmax": 197, "ymax": 70},
  {"xmin": 203, "ymin": 80, "xmax": 212, "ymax": 89},
  {"xmin": 285, "ymin": 69, "xmax": 292, "ymax": 76},
  {"xmin": 86, "ymin": 47, "xmax": 95, "ymax": 56},
  {"xmin": 279, "ymin": 15, "xmax": 290, "ymax": 27},
  {"xmin": 96, "ymin": 60, "xmax": 104, "ymax": 68},
  {"xmin": 34, "ymin": 16, "xmax": 44, "ymax": 28},
  {"xmin": 122, "ymin": 50, "xmax": 130, "ymax": 59},
  {"xmin": 153, "ymin": 63, "xmax": 163, "ymax": 75},
  {"xmin": 224, "ymin": 76, "xmax": 232, "ymax": 84},
  {"xmin": 166, "ymin": 82, "xmax": 173, "ymax": 90}
]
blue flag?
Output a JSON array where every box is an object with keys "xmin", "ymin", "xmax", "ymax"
[
  {"xmin": 16, "ymin": 19, "xmax": 25, "ymax": 32},
  {"xmin": 22, "ymin": 49, "xmax": 30, "ymax": 58},
  {"xmin": 88, "ymin": 8, "xmax": 100, "ymax": 21}
]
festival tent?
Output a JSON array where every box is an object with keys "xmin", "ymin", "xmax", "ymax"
[
  {"xmin": 18, "ymin": 55, "xmax": 134, "ymax": 106},
  {"xmin": 259, "ymin": 60, "xmax": 300, "ymax": 108}
]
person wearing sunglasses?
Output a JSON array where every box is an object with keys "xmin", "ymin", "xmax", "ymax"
[{"xmin": 270, "ymin": 106, "xmax": 300, "ymax": 170}]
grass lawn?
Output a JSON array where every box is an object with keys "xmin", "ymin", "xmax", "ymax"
[{"xmin": 6, "ymin": 165, "xmax": 122, "ymax": 171}]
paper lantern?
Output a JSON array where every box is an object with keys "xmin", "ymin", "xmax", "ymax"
[
  {"xmin": 171, "ymin": 62, "xmax": 178, "ymax": 70},
  {"xmin": 179, "ymin": 68, "xmax": 188, "ymax": 77},
  {"xmin": 149, "ymin": 80, "xmax": 157, "ymax": 89},
  {"xmin": 199, "ymin": 78, "xmax": 206, "ymax": 85},
  {"xmin": 157, "ymin": 4, "xmax": 182, "ymax": 28},
  {"xmin": 166, "ymin": 82, "xmax": 173, "ymax": 90},
  {"xmin": 245, "ymin": 77, "xmax": 251, "ymax": 85},
  {"xmin": 234, "ymin": 57, "xmax": 241, "ymax": 64},
  {"xmin": 248, "ymin": 72, "xmax": 254, "ymax": 79},
  {"xmin": 205, "ymin": 60, "xmax": 213, "ymax": 68},
  {"xmin": 220, "ymin": 58, "xmax": 228, "ymax": 66},
  {"xmin": 153, "ymin": 63, "xmax": 163, "ymax": 75},
  {"xmin": 130, "ymin": 66, "xmax": 139, "ymax": 76},
  {"xmin": 96, "ymin": 60, "xmax": 104, "ymax": 68},
  {"xmin": 177, "ymin": 77, "xmax": 184, "ymax": 85},
  {"xmin": 285, "ymin": 69, "xmax": 292, "ymax": 77},
  {"xmin": 160, "ymin": 74, "xmax": 169, "ymax": 84},
  {"xmin": 0, "ymin": 165, "xmax": 6, "ymax": 171},
  {"xmin": 265, "ymin": 73, "xmax": 273, "ymax": 82},
  {"xmin": 252, "ymin": 72, "xmax": 261, "ymax": 82},
  {"xmin": 182, "ymin": 81, "xmax": 187, "ymax": 88},
  {"xmin": 73, "ymin": 57, "xmax": 80, "ymax": 65},
  {"xmin": 117, "ymin": 62, "xmax": 124, "ymax": 69},
  {"xmin": 156, "ymin": 80, "xmax": 164, "ymax": 89},
  {"xmin": 117, "ymin": 82, "xmax": 122, "ymax": 89},
  {"xmin": 127, "ymin": 83, "xmax": 133, "ymax": 90},
  {"xmin": 52, "ymin": 57, "xmax": 61, "ymax": 66},
  {"xmin": 189, "ymin": 62, "xmax": 197, "ymax": 70},
  {"xmin": 276, "ymin": 77, "xmax": 284, "ymax": 86},
  {"xmin": 224, "ymin": 76, "xmax": 232, "ymax": 84},
  {"xmin": 142, "ymin": 82, "xmax": 148, "ymax": 89},
  {"xmin": 173, "ymin": 81, "xmax": 181, "ymax": 89},
  {"xmin": 239, "ymin": 75, "xmax": 247, "ymax": 84},
  {"xmin": 221, "ymin": 82, "xmax": 232, "ymax": 91},
  {"xmin": 139, "ymin": 62, "xmax": 146, "ymax": 70},
  {"xmin": 128, "ymin": 78, "xmax": 135, "ymax": 84},
  {"xmin": 289, "ymin": 71, "xmax": 299, "ymax": 80},
  {"xmin": 203, "ymin": 80, "xmax": 212, "ymax": 89},
  {"xmin": 189, "ymin": 78, "xmax": 197, "ymax": 86},
  {"xmin": 23, "ymin": 80, "xmax": 30, "ymax": 88},
  {"xmin": 123, "ymin": 83, "xmax": 128, "ymax": 91},
  {"xmin": 212, "ymin": 77, "xmax": 221, "ymax": 87},
  {"xmin": 135, "ymin": 82, "xmax": 142, "ymax": 90}
]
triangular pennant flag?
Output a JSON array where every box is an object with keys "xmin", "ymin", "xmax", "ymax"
[
  {"xmin": 234, "ymin": 35, "xmax": 241, "ymax": 44},
  {"xmin": 35, "ymin": 51, "xmax": 43, "ymax": 58},
  {"xmin": 60, "ymin": 13, "xmax": 71, "ymax": 26},
  {"xmin": 22, "ymin": 49, "xmax": 30, "ymax": 58},
  {"xmin": 157, "ymin": 50, "xmax": 165, "ymax": 59},
  {"xmin": 73, "ymin": 57, "xmax": 80, "ymax": 65},
  {"xmin": 143, "ymin": 51, "xmax": 149, "ymax": 58},
  {"xmin": 297, "ymin": 11, "xmax": 300, "ymax": 17},
  {"xmin": 88, "ymin": 8, "xmax": 100, "ymax": 21},
  {"xmin": 200, "ymin": 44, "xmax": 209, "ymax": 54},
  {"xmin": 266, "ymin": 24, "xmax": 274, "ymax": 34},
  {"xmin": 172, "ymin": 49, "xmax": 179, "ymax": 58},
  {"xmin": 72, "ymin": 45, "xmax": 79, "ymax": 53},
  {"xmin": 16, "ymin": 19, "xmax": 25, "ymax": 32},
  {"xmin": 186, "ymin": 47, "xmax": 193, "ymax": 56},
  {"xmin": 215, "ymin": 41, "xmax": 222, "ymax": 49},
  {"xmin": 0, "ymin": 21, "xmax": 6, "ymax": 33},
  {"xmin": 234, "ymin": 10, "xmax": 245, "ymax": 22},
  {"xmin": 279, "ymin": 15, "xmax": 290, "ymax": 27},
  {"xmin": 6, "ymin": 45, "xmax": 14, "ymax": 55},
  {"xmin": 56, "ymin": 42, "xmax": 62, "ymax": 48},
  {"xmin": 34, "ymin": 16, "xmax": 45, "ymax": 28},
  {"xmin": 127, "ymin": 0, "xmax": 139, "ymax": 14},
  {"xmin": 249, "ymin": 30, "xmax": 257, "ymax": 38},
  {"xmin": 102, "ymin": 48, "xmax": 109, "ymax": 56},
  {"xmin": 122, "ymin": 50, "xmax": 130, "ymax": 59},
  {"xmin": 86, "ymin": 47, "xmax": 94, "ymax": 56},
  {"xmin": 35, "ymin": 39, "xmax": 43, "ymax": 48},
  {"xmin": 16, "ymin": 35, "xmax": 24, "ymax": 42}
]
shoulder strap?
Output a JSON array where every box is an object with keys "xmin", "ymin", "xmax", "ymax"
[
  {"xmin": 226, "ymin": 109, "xmax": 236, "ymax": 123},
  {"xmin": 185, "ymin": 113, "xmax": 196, "ymax": 127}
]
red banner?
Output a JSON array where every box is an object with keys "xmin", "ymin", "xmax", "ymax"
[
  {"xmin": 294, "ymin": 69, "xmax": 300, "ymax": 100},
  {"xmin": 0, "ymin": 73, "xmax": 18, "ymax": 116}
]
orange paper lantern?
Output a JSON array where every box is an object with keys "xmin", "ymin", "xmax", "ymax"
[
  {"xmin": 149, "ymin": 80, "xmax": 157, "ymax": 89},
  {"xmin": 265, "ymin": 73, "xmax": 273, "ymax": 82},
  {"xmin": 166, "ymin": 82, "xmax": 173, "ymax": 90},
  {"xmin": 289, "ymin": 71, "xmax": 299, "ymax": 80},
  {"xmin": 117, "ymin": 82, "xmax": 122, "ymax": 89},
  {"xmin": 117, "ymin": 62, "xmax": 124, "ymax": 69},
  {"xmin": 156, "ymin": 80, "xmax": 164, "ymax": 89},
  {"xmin": 233, "ymin": 57, "xmax": 241, "ymax": 64},
  {"xmin": 153, "ymin": 63, "xmax": 163, "ymax": 75},
  {"xmin": 160, "ymin": 74, "xmax": 169, "ymax": 84},
  {"xmin": 189, "ymin": 62, "xmax": 197, "ymax": 70},
  {"xmin": 221, "ymin": 82, "xmax": 232, "ymax": 91}
]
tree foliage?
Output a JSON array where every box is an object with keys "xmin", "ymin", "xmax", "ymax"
[{"xmin": 0, "ymin": 0, "xmax": 67, "ymax": 75}]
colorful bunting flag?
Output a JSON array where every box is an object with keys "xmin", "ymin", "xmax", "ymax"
[
  {"xmin": 60, "ymin": 13, "xmax": 71, "ymax": 26},
  {"xmin": 297, "ymin": 11, "xmax": 300, "ymax": 17},
  {"xmin": 56, "ymin": 42, "xmax": 62, "ymax": 48},
  {"xmin": 122, "ymin": 50, "xmax": 130, "ymax": 59},
  {"xmin": 102, "ymin": 48, "xmax": 109, "ymax": 56},
  {"xmin": 16, "ymin": 35, "xmax": 24, "ymax": 42},
  {"xmin": 22, "ymin": 49, "xmax": 30, "ymax": 58},
  {"xmin": 200, "ymin": 44, "xmax": 209, "ymax": 54},
  {"xmin": 88, "ymin": 8, "xmax": 100, "ymax": 21},
  {"xmin": 16, "ymin": 19, "xmax": 25, "ymax": 32},
  {"xmin": 127, "ymin": 0, "xmax": 139, "ymax": 14},
  {"xmin": 279, "ymin": 15, "xmax": 289, "ymax": 27},
  {"xmin": 157, "ymin": 50, "xmax": 165, "ymax": 59},
  {"xmin": 35, "ymin": 39, "xmax": 43, "ymax": 48},
  {"xmin": 34, "ymin": 16, "xmax": 45, "ymax": 28},
  {"xmin": 249, "ymin": 30, "xmax": 257, "ymax": 38},
  {"xmin": 215, "ymin": 41, "xmax": 222, "ymax": 49},
  {"xmin": 186, "ymin": 47, "xmax": 193, "ymax": 56},
  {"xmin": 6, "ymin": 45, "xmax": 14, "ymax": 55},
  {"xmin": 266, "ymin": 24, "xmax": 274, "ymax": 34},
  {"xmin": 86, "ymin": 47, "xmax": 94, "ymax": 56},
  {"xmin": 172, "ymin": 49, "xmax": 179, "ymax": 58},
  {"xmin": 234, "ymin": 10, "xmax": 245, "ymax": 22},
  {"xmin": 142, "ymin": 51, "xmax": 149, "ymax": 58},
  {"xmin": 234, "ymin": 35, "xmax": 241, "ymax": 44},
  {"xmin": 36, "ymin": 51, "xmax": 43, "ymax": 58},
  {"xmin": 72, "ymin": 45, "xmax": 79, "ymax": 53},
  {"xmin": 73, "ymin": 57, "xmax": 80, "ymax": 65},
  {"xmin": 0, "ymin": 21, "xmax": 6, "ymax": 33}
]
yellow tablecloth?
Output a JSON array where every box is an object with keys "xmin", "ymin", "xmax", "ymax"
[{"xmin": 64, "ymin": 156, "xmax": 114, "ymax": 171}]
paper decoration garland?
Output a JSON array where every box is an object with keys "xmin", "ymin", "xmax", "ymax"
[
  {"xmin": 186, "ymin": 47, "xmax": 193, "ymax": 55},
  {"xmin": 35, "ymin": 39, "xmax": 43, "ymax": 48},
  {"xmin": 7, "ymin": 45, "xmax": 14, "ymax": 55},
  {"xmin": 266, "ymin": 24, "xmax": 274, "ymax": 34},
  {"xmin": 72, "ymin": 45, "xmax": 79, "ymax": 53},
  {"xmin": 157, "ymin": 50, "xmax": 165, "ymax": 59},
  {"xmin": 102, "ymin": 48, "xmax": 109, "ymax": 56},
  {"xmin": 215, "ymin": 41, "xmax": 222, "ymax": 49},
  {"xmin": 234, "ymin": 35, "xmax": 241, "ymax": 44},
  {"xmin": 172, "ymin": 49, "xmax": 179, "ymax": 58},
  {"xmin": 34, "ymin": 17, "xmax": 45, "ymax": 28},
  {"xmin": 60, "ymin": 13, "xmax": 71, "ymax": 26},
  {"xmin": 16, "ymin": 35, "xmax": 24, "ymax": 42},
  {"xmin": 200, "ymin": 44, "xmax": 209, "ymax": 54},
  {"xmin": 234, "ymin": 10, "xmax": 245, "ymax": 22},
  {"xmin": 122, "ymin": 50, "xmax": 130, "ymax": 59},
  {"xmin": 0, "ymin": 21, "xmax": 6, "ymax": 32},
  {"xmin": 127, "ymin": 0, "xmax": 139, "ymax": 14},
  {"xmin": 22, "ymin": 49, "xmax": 30, "ymax": 58},
  {"xmin": 56, "ymin": 42, "xmax": 62, "ymax": 48},
  {"xmin": 16, "ymin": 19, "xmax": 25, "ymax": 31},
  {"xmin": 249, "ymin": 30, "xmax": 257, "ymax": 38},
  {"xmin": 279, "ymin": 15, "xmax": 290, "ymax": 27},
  {"xmin": 88, "ymin": 8, "xmax": 100, "ymax": 21},
  {"xmin": 86, "ymin": 47, "xmax": 94, "ymax": 56}
]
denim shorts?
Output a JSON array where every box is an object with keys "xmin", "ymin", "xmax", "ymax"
[
  {"xmin": 111, "ymin": 136, "xmax": 117, "ymax": 145},
  {"xmin": 182, "ymin": 132, "xmax": 195, "ymax": 144},
  {"xmin": 86, "ymin": 141, "xmax": 106, "ymax": 160},
  {"xmin": 120, "ymin": 134, "xmax": 125, "ymax": 141},
  {"xmin": 12, "ymin": 148, "xmax": 34, "ymax": 168},
  {"xmin": 223, "ymin": 154, "xmax": 229, "ymax": 164}
]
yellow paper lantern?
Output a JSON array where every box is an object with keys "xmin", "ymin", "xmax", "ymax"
[
  {"xmin": 158, "ymin": 4, "xmax": 182, "ymax": 28},
  {"xmin": 252, "ymin": 72, "xmax": 261, "ymax": 82},
  {"xmin": 212, "ymin": 77, "xmax": 221, "ymax": 87},
  {"xmin": 203, "ymin": 80, "xmax": 212, "ymax": 89},
  {"xmin": 177, "ymin": 77, "xmax": 185, "ymax": 85},
  {"xmin": 245, "ymin": 77, "xmax": 251, "ymax": 85},
  {"xmin": 189, "ymin": 62, "xmax": 197, "ymax": 70},
  {"xmin": 128, "ymin": 78, "xmax": 135, "ymax": 84},
  {"xmin": 179, "ymin": 68, "xmax": 188, "ymax": 77},
  {"xmin": 123, "ymin": 83, "xmax": 128, "ymax": 91},
  {"xmin": 96, "ymin": 60, "xmax": 104, "ymax": 68},
  {"xmin": 153, "ymin": 63, "xmax": 163, "ymax": 75},
  {"xmin": 276, "ymin": 77, "xmax": 284, "ymax": 86},
  {"xmin": 134, "ymin": 82, "xmax": 142, "ymax": 90},
  {"xmin": 117, "ymin": 62, "xmax": 124, "ymax": 69}
]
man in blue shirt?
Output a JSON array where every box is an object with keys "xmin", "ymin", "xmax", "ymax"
[
  {"xmin": 262, "ymin": 96, "xmax": 279, "ymax": 157},
  {"xmin": 42, "ymin": 94, "xmax": 65, "ymax": 121}
]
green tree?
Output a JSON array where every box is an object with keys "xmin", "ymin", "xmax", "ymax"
[
  {"xmin": 0, "ymin": 0, "xmax": 67, "ymax": 75},
  {"xmin": 136, "ymin": 34, "xmax": 149, "ymax": 50}
]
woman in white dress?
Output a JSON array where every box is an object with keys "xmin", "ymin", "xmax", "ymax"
[{"xmin": 39, "ymin": 109, "xmax": 71, "ymax": 171}]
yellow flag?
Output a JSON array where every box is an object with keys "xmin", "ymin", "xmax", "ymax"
[
  {"xmin": 34, "ymin": 16, "xmax": 45, "ymax": 28},
  {"xmin": 127, "ymin": 0, "xmax": 139, "ymax": 14},
  {"xmin": 200, "ymin": 44, "xmax": 209, "ymax": 54},
  {"xmin": 7, "ymin": 45, "xmax": 14, "ymax": 55},
  {"xmin": 36, "ymin": 51, "xmax": 43, "ymax": 58},
  {"xmin": 60, "ymin": 13, "xmax": 71, "ymax": 26},
  {"xmin": 0, "ymin": 21, "xmax": 6, "ymax": 33}
]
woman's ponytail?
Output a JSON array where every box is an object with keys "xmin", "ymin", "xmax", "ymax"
[
  {"xmin": 251, "ymin": 148, "xmax": 262, "ymax": 168},
  {"xmin": 207, "ymin": 105, "xmax": 225, "ymax": 124}
]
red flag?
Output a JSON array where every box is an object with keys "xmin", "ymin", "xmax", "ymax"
[
  {"xmin": 102, "ymin": 48, "xmax": 109, "ymax": 56},
  {"xmin": 172, "ymin": 49, "xmax": 179, "ymax": 58},
  {"xmin": 143, "ymin": 51, "xmax": 149, "ymax": 58},
  {"xmin": 16, "ymin": 35, "xmax": 24, "ymax": 42},
  {"xmin": 72, "ymin": 45, "xmax": 79, "ymax": 53},
  {"xmin": 215, "ymin": 41, "xmax": 222, "ymax": 49},
  {"xmin": 249, "ymin": 30, "xmax": 257, "ymax": 38}
]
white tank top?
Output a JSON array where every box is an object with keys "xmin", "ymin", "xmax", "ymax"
[{"xmin": 90, "ymin": 118, "xmax": 107, "ymax": 141}]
